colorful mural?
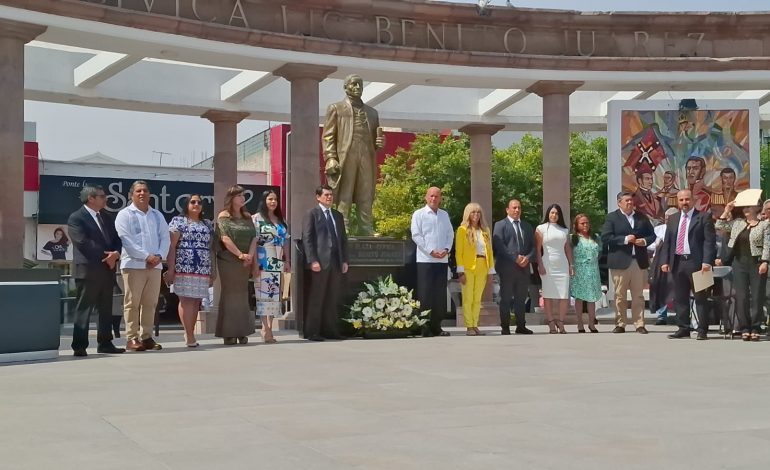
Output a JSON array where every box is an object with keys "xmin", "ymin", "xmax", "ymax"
[{"xmin": 619, "ymin": 108, "xmax": 751, "ymax": 224}]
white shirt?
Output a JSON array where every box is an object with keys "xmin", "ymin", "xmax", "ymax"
[
  {"xmin": 648, "ymin": 224, "xmax": 667, "ymax": 253},
  {"xmin": 319, "ymin": 203, "xmax": 338, "ymax": 236},
  {"xmin": 676, "ymin": 208, "xmax": 695, "ymax": 255},
  {"xmin": 114, "ymin": 203, "xmax": 171, "ymax": 270},
  {"xmin": 621, "ymin": 210, "xmax": 643, "ymax": 255},
  {"xmin": 411, "ymin": 205, "xmax": 454, "ymax": 264},
  {"xmin": 83, "ymin": 204, "xmax": 103, "ymax": 231}
]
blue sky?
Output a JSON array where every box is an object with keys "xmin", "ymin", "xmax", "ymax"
[{"xmin": 27, "ymin": 1, "xmax": 766, "ymax": 166}]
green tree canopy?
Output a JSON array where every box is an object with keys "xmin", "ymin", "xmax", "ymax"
[{"xmin": 373, "ymin": 132, "xmax": 608, "ymax": 238}]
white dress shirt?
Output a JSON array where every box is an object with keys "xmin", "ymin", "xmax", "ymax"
[
  {"xmin": 114, "ymin": 203, "xmax": 171, "ymax": 270},
  {"xmin": 648, "ymin": 224, "xmax": 667, "ymax": 253},
  {"xmin": 621, "ymin": 210, "xmax": 644, "ymax": 255},
  {"xmin": 83, "ymin": 204, "xmax": 103, "ymax": 231},
  {"xmin": 411, "ymin": 205, "xmax": 454, "ymax": 264}
]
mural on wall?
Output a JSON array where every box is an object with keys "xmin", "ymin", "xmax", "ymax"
[{"xmin": 619, "ymin": 107, "xmax": 751, "ymax": 224}]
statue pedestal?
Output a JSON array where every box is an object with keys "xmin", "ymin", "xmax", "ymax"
[{"xmin": 339, "ymin": 237, "xmax": 416, "ymax": 335}]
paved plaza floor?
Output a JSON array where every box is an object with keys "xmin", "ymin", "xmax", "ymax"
[{"xmin": 2, "ymin": 325, "xmax": 770, "ymax": 470}]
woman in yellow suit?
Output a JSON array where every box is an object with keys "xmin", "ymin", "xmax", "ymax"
[{"xmin": 456, "ymin": 203, "xmax": 495, "ymax": 336}]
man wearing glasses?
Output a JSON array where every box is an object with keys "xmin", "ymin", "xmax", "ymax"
[{"xmin": 67, "ymin": 185, "xmax": 124, "ymax": 356}]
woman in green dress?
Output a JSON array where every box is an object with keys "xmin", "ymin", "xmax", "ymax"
[
  {"xmin": 215, "ymin": 185, "xmax": 257, "ymax": 345},
  {"xmin": 570, "ymin": 214, "xmax": 602, "ymax": 333}
]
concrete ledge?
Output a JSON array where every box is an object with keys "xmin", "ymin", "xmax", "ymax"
[{"xmin": 0, "ymin": 350, "xmax": 58, "ymax": 364}]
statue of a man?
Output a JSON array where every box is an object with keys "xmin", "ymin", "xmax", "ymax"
[{"xmin": 322, "ymin": 74, "xmax": 385, "ymax": 235}]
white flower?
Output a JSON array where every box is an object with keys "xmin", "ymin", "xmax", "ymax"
[
  {"xmin": 358, "ymin": 291, "xmax": 368, "ymax": 301},
  {"xmin": 388, "ymin": 298, "xmax": 402, "ymax": 310},
  {"xmin": 362, "ymin": 307, "xmax": 373, "ymax": 319},
  {"xmin": 375, "ymin": 298, "xmax": 387, "ymax": 309},
  {"xmin": 399, "ymin": 286, "xmax": 408, "ymax": 294},
  {"xmin": 402, "ymin": 305, "xmax": 413, "ymax": 316}
]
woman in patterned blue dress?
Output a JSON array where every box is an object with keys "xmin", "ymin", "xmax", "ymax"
[
  {"xmin": 167, "ymin": 194, "xmax": 215, "ymax": 347},
  {"xmin": 570, "ymin": 214, "xmax": 602, "ymax": 333},
  {"xmin": 252, "ymin": 190, "xmax": 289, "ymax": 344}
]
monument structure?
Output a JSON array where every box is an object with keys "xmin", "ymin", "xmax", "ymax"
[{"xmin": 323, "ymin": 74, "xmax": 385, "ymax": 236}]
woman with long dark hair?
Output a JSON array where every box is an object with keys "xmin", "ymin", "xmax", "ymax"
[
  {"xmin": 166, "ymin": 194, "xmax": 215, "ymax": 347},
  {"xmin": 570, "ymin": 214, "xmax": 601, "ymax": 333},
  {"xmin": 252, "ymin": 190, "xmax": 289, "ymax": 344},
  {"xmin": 535, "ymin": 203, "xmax": 573, "ymax": 334},
  {"xmin": 215, "ymin": 185, "xmax": 257, "ymax": 345},
  {"xmin": 41, "ymin": 227, "xmax": 70, "ymax": 260}
]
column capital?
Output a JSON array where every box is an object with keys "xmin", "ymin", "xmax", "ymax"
[
  {"xmin": 526, "ymin": 80, "xmax": 584, "ymax": 97},
  {"xmin": 273, "ymin": 63, "xmax": 337, "ymax": 82},
  {"xmin": 0, "ymin": 20, "xmax": 46, "ymax": 42},
  {"xmin": 201, "ymin": 110, "xmax": 250, "ymax": 123},
  {"xmin": 459, "ymin": 124, "xmax": 505, "ymax": 136}
]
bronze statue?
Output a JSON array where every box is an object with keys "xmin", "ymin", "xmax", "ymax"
[{"xmin": 322, "ymin": 74, "xmax": 385, "ymax": 235}]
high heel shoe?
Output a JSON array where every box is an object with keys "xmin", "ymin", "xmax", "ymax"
[
  {"xmin": 547, "ymin": 320, "xmax": 557, "ymax": 334},
  {"xmin": 589, "ymin": 326, "xmax": 599, "ymax": 333},
  {"xmin": 473, "ymin": 327, "xmax": 486, "ymax": 336},
  {"xmin": 577, "ymin": 327, "xmax": 586, "ymax": 333},
  {"xmin": 556, "ymin": 320, "xmax": 567, "ymax": 334}
]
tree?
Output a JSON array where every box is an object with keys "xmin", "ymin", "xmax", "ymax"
[
  {"xmin": 569, "ymin": 134, "xmax": 608, "ymax": 230},
  {"xmin": 373, "ymin": 134, "xmax": 471, "ymax": 238},
  {"xmin": 374, "ymin": 132, "xmax": 608, "ymax": 238}
]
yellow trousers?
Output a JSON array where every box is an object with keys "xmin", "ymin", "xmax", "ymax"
[{"xmin": 461, "ymin": 268, "xmax": 488, "ymax": 328}]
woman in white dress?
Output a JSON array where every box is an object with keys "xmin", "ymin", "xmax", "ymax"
[{"xmin": 535, "ymin": 204, "xmax": 574, "ymax": 334}]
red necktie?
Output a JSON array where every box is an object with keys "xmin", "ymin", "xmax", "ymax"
[{"xmin": 675, "ymin": 213, "xmax": 688, "ymax": 255}]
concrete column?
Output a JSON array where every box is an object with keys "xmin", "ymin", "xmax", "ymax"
[
  {"xmin": 273, "ymin": 64, "xmax": 336, "ymax": 234},
  {"xmin": 0, "ymin": 20, "xmax": 46, "ymax": 269},
  {"xmin": 273, "ymin": 63, "xmax": 336, "ymax": 333},
  {"xmin": 201, "ymin": 110, "xmax": 249, "ymax": 212},
  {"xmin": 459, "ymin": 124, "xmax": 504, "ymax": 223},
  {"xmin": 526, "ymin": 81, "xmax": 583, "ymax": 222}
]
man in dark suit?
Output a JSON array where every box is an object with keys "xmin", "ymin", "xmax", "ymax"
[
  {"xmin": 601, "ymin": 192, "xmax": 656, "ymax": 334},
  {"xmin": 67, "ymin": 185, "xmax": 124, "ymax": 356},
  {"xmin": 302, "ymin": 185, "xmax": 349, "ymax": 341},
  {"xmin": 493, "ymin": 199, "xmax": 535, "ymax": 335},
  {"xmin": 659, "ymin": 189, "xmax": 716, "ymax": 340}
]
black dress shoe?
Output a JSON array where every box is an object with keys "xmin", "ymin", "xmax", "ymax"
[
  {"xmin": 515, "ymin": 327, "xmax": 534, "ymax": 335},
  {"xmin": 655, "ymin": 318, "xmax": 667, "ymax": 326},
  {"xmin": 668, "ymin": 329, "xmax": 691, "ymax": 339},
  {"xmin": 97, "ymin": 343, "xmax": 125, "ymax": 354},
  {"xmin": 612, "ymin": 326, "xmax": 626, "ymax": 334},
  {"xmin": 636, "ymin": 327, "xmax": 649, "ymax": 334},
  {"xmin": 500, "ymin": 328, "xmax": 511, "ymax": 335},
  {"xmin": 438, "ymin": 331, "xmax": 451, "ymax": 337},
  {"xmin": 73, "ymin": 349, "xmax": 87, "ymax": 357},
  {"xmin": 696, "ymin": 331, "xmax": 708, "ymax": 340},
  {"xmin": 308, "ymin": 335, "xmax": 325, "ymax": 342}
]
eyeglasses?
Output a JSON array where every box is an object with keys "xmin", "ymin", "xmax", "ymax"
[{"xmin": 189, "ymin": 200, "xmax": 202, "ymax": 205}]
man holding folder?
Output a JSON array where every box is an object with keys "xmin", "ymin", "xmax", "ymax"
[{"xmin": 660, "ymin": 189, "xmax": 716, "ymax": 340}]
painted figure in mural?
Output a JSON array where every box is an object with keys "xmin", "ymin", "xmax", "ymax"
[
  {"xmin": 656, "ymin": 171, "xmax": 680, "ymax": 211},
  {"xmin": 631, "ymin": 167, "xmax": 663, "ymax": 224},
  {"xmin": 685, "ymin": 156, "xmax": 711, "ymax": 212},
  {"xmin": 322, "ymin": 74, "xmax": 385, "ymax": 236},
  {"xmin": 710, "ymin": 167, "xmax": 738, "ymax": 218}
]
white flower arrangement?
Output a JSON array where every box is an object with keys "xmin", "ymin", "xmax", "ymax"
[{"xmin": 345, "ymin": 275, "xmax": 429, "ymax": 335}]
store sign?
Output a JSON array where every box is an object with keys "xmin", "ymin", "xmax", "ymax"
[{"xmin": 37, "ymin": 174, "xmax": 276, "ymax": 224}]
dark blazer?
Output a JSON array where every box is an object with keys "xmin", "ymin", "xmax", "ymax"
[
  {"xmin": 67, "ymin": 206, "xmax": 122, "ymax": 279},
  {"xmin": 492, "ymin": 217, "xmax": 535, "ymax": 274},
  {"xmin": 658, "ymin": 209, "xmax": 716, "ymax": 268},
  {"xmin": 302, "ymin": 205, "xmax": 349, "ymax": 270},
  {"xmin": 601, "ymin": 209, "xmax": 656, "ymax": 270}
]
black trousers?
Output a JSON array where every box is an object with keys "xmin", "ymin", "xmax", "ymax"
[
  {"xmin": 672, "ymin": 256, "xmax": 708, "ymax": 332},
  {"xmin": 305, "ymin": 266, "xmax": 342, "ymax": 339},
  {"xmin": 416, "ymin": 263, "xmax": 448, "ymax": 335},
  {"xmin": 732, "ymin": 255, "xmax": 766, "ymax": 332},
  {"xmin": 72, "ymin": 274, "xmax": 116, "ymax": 350},
  {"xmin": 498, "ymin": 267, "xmax": 529, "ymax": 330}
]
